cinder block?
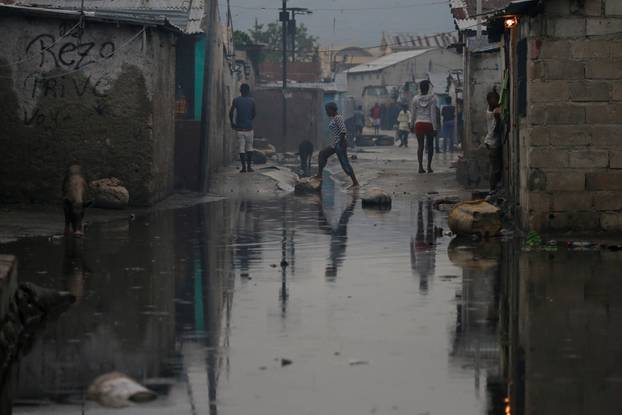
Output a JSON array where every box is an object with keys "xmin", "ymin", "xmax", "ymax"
[
  {"xmin": 547, "ymin": 17, "xmax": 587, "ymax": 37},
  {"xmin": 546, "ymin": 0, "xmax": 571, "ymax": 15},
  {"xmin": 528, "ymin": 168, "xmax": 548, "ymax": 191},
  {"xmin": 601, "ymin": 212, "xmax": 622, "ymax": 231},
  {"xmin": 529, "ymin": 61, "xmax": 545, "ymax": 80},
  {"xmin": 613, "ymin": 81, "xmax": 622, "ymax": 100},
  {"xmin": 547, "ymin": 171, "xmax": 586, "ymax": 191},
  {"xmin": 539, "ymin": 40, "xmax": 571, "ymax": 59},
  {"xmin": 585, "ymin": 60, "xmax": 622, "ymax": 79},
  {"xmin": 530, "ymin": 80, "xmax": 569, "ymax": 103},
  {"xmin": 610, "ymin": 150, "xmax": 622, "ymax": 168},
  {"xmin": 530, "ymin": 104, "xmax": 586, "ymax": 125},
  {"xmin": 543, "ymin": 60, "xmax": 585, "ymax": 80},
  {"xmin": 606, "ymin": 1, "xmax": 622, "ymax": 15},
  {"xmin": 552, "ymin": 192, "xmax": 593, "ymax": 211},
  {"xmin": 528, "ymin": 126, "xmax": 550, "ymax": 146},
  {"xmin": 548, "ymin": 211, "xmax": 599, "ymax": 231},
  {"xmin": 569, "ymin": 80, "xmax": 611, "ymax": 101},
  {"xmin": 591, "ymin": 125, "xmax": 622, "ymax": 147},
  {"xmin": 586, "ymin": 104, "xmax": 622, "ymax": 123},
  {"xmin": 587, "ymin": 172, "xmax": 622, "ymax": 190},
  {"xmin": 529, "ymin": 192, "xmax": 552, "ymax": 212},
  {"xmin": 593, "ymin": 191, "xmax": 622, "ymax": 210},
  {"xmin": 584, "ymin": 0, "xmax": 603, "ymax": 16},
  {"xmin": 611, "ymin": 42, "xmax": 622, "ymax": 58},
  {"xmin": 570, "ymin": 40, "xmax": 611, "ymax": 59},
  {"xmin": 549, "ymin": 125, "xmax": 591, "ymax": 146},
  {"xmin": 529, "ymin": 148, "xmax": 569, "ymax": 167},
  {"xmin": 569, "ymin": 149, "xmax": 609, "ymax": 167},
  {"xmin": 586, "ymin": 17, "xmax": 622, "ymax": 36}
]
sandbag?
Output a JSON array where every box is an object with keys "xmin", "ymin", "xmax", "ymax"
[
  {"xmin": 375, "ymin": 135, "xmax": 395, "ymax": 146},
  {"xmin": 90, "ymin": 178, "xmax": 129, "ymax": 209},
  {"xmin": 362, "ymin": 188, "xmax": 392, "ymax": 209},
  {"xmin": 263, "ymin": 144, "xmax": 277, "ymax": 158},
  {"xmin": 448, "ymin": 200, "xmax": 501, "ymax": 238},
  {"xmin": 356, "ymin": 135, "xmax": 375, "ymax": 147},
  {"xmin": 295, "ymin": 176, "xmax": 321, "ymax": 195},
  {"xmin": 87, "ymin": 372, "xmax": 157, "ymax": 408},
  {"xmin": 252, "ymin": 150, "xmax": 268, "ymax": 164}
]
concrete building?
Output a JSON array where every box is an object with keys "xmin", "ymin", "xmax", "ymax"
[
  {"xmin": 487, "ymin": 0, "xmax": 622, "ymax": 232},
  {"xmin": 345, "ymin": 48, "xmax": 463, "ymax": 104}
]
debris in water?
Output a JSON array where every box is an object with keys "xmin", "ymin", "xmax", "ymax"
[
  {"xmin": 48, "ymin": 235, "xmax": 64, "ymax": 242},
  {"xmin": 362, "ymin": 188, "xmax": 392, "ymax": 209},
  {"xmin": 87, "ymin": 372, "xmax": 157, "ymax": 408},
  {"xmin": 259, "ymin": 366, "xmax": 268, "ymax": 371},
  {"xmin": 349, "ymin": 359, "xmax": 369, "ymax": 366},
  {"xmin": 566, "ymin": 241, "xmax": 597, "ymax": 249},
  {"xmin": 281, "ymin": 358, "xmax": 293, "ymax": 367},
  {"xmin": 280, "ymin": 260, "xmax": 289, "ymax": 268},
  {"xmin": 124, "ymin": 267, "xmax": 145, "ymax": 272},
  {"xmin": 448, "ymin": 200, "xmax": 501, "ymax": 238}
]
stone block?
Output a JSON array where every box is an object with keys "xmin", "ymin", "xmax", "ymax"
[
  {"xmin": 528, "ymin": 126, "xmax": 550, "ymax": 146},
  {"xmin": 529, "ymin": 192, "xmax": 553, "ymax": 212},
  {"xmin": 529, "ymin": 104, "xmax": 586, "ymax": 125},
  {"xmin": 539, "ymin": 40, "xmax": 571, "ymax": 59},
  {"xmin": 584, "ymin": 0, "xmax": 603, "ymax": 16},
  {"xmin": 570, "ymin": 40, "xmax": 611, "ymax": 59},
  {"xmin": 552, "ymin": 192, "xmax": 594, "ymax": 211},
  {"xmin": 585, "ymin": 60, "xmax": 622, "ymax": 79},
  {"xmin": 610, "ymin": 150, "xmax": 622, "ymax": 168},
  {"xmin": 548, "ymin": 211, "xmax": 599, "ymax": 231},
  {"xmin": 586, "ymin": 17, "xmax": 622, "ymax": 36},
  {"xmin": 0, "ymin": 255, "xmax": 17, "ymax": 319},
  {"xmin": 546, "ymin": 171, "xmax": 586, "ymax": 191},
  {"xmin": 529, "ymin": 80, "xmax": 569, "ymax": 103},
  {"xmin": 569, "ymin": 80, "xmax": 611, "ymax": 101},
  {"xmin": 528, "ymin": 168, "xmax": 548, "ymax": 191},
  {"xmin": 601, "ymin": 212, "xmax": 622, "ymax": 231},
  {"xmin": 529, "ymin": 148, "xmax": 569, "ymax": 168},
  {"xmin": 568, "ymin": 149, "xmax": 610, "ymax": 167},
  {"xmin": 591, "ymin": 125, "xmax": 622, "ymax": 147},
  {"xmin": 593, "ymin": 191, "xmax": 622, "ymax": 210},
  {"xmin": 529, "ymin": 61, "xmax": 544, "ymax": 80},
  {"xmin": 611, "ymin": 42, "xmax": 622, "ymax": 58},
  {"xmin": 545, "ymin": 0, "xmax": 571, "ymax": 15},
  {"xmin": 612, "ymin": 81, "xmax": 622, "ymax": 100},
  {"xmin": 549, "ymin": 126, "xmax": 591, "ymax": 146},
  {"xmin": 586, "ymin": 104, "xmax": 622, "ymax": 123},
  {"xmin": 543, "ymin": 60, "xmax": 585, "ymax": 80},
  {"xmin": 606, "ymin": 1, "xmax": 622, "ymax": 15},
  {"xmin": 547, "ymin": 17, "xmax": 587, "ymax": 37},
  {"xmin": 587, "ymin": 172, "xmax": 622, "ymax": 190}
]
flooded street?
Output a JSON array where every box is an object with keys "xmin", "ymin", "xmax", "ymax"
[{"xmin": 3, "ymin": 179, "xmax": 622, "ymax": 414}]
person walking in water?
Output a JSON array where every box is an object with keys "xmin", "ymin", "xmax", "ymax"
[
  {"xmin": 411, "ymin": 80, "xmax": 438, "ymax": 174},
  {"xmin": 316, "ymin": 102, "xmax": 360, "ymax": 188},
  {"xmin": 229, "ymin": 83, "xmax": 256, "ymax": 173},
  {"xmin": 396, "ymin": 103, "xmax": 412, "ymax": 148},
  {"xmin": 484, "ymin": 88, "xmax": 504, "ymax": 193}
]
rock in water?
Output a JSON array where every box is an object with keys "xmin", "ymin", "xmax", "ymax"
[
  {"xmin": 448, "ymin": 200, "xmax": 501, "ymax": 238},
  {"xmin": 90, "ymin": 178, "xmax": 129, "ymax": 209},
  {"xmin": 295, "ymin": 176, "xmax": 322, "ymax": 195},
  {"xmin": 87, "ymin": 372, "xmax": 157, "ymax": 408},
  {"xmin": 362, "ymin": 188, "xmax": 392, "ymax": 209}
]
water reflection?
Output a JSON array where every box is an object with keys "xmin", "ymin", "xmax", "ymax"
[{"xmin": 2, "ymin": 194, "xmax": 622, "ymax": 414}]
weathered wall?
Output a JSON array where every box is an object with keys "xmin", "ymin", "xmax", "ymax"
[
  {"xmin": 0, "ymin": 16, "xmax": 176, "ymax": 205},
  {"xmin": 253, "ymin": 87, "xmax": 324, "ymax": 152},
  {"xmin": 520, "ymin": 0, "xmax": 622, "ymax": 232},
  {"xmin": 346, "ymin": 48, "xmax": 463, "ymax": 101}
]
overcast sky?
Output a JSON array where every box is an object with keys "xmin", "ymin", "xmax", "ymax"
[{"xmin": 223, "ymin": 0, "xmax": 454, "ymax": 48}]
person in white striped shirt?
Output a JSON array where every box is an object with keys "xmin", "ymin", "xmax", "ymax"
[{"xmin": 315, "ymin": 102, "xmax": 360, "ymax": 188}]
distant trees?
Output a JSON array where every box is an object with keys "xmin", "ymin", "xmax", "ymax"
[{"xmin": 234, "ymin": 22, "xmax": 319, "ymax": 63}]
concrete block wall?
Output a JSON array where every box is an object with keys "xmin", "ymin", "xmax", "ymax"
[
  {"xmin": 522, "ymin": 0, "xmax": 622, "ymax": 232},
  {"xmin": 0, "ymin": 16, "xmax": 177, "ymax": 205}
]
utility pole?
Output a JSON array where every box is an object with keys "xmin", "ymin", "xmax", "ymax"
[
  {"xmin": 199, "ymin": 0, "xmax": 219, "ymax": 192},
  {"xmin": 280, "ymin": 0, "xmax": 288, "ymax": 142}
]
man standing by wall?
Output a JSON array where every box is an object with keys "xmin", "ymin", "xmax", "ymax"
[{"xmin": 229, "ymin": 84, "xmax": 256, "ymax": 173}]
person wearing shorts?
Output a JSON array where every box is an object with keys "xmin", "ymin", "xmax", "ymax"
[
  {"xmin": 411, "ymin": 80, "xmax": 438, "ymax": 174},
  {"xmin": 229, "ymin": 83, "xmax": 256, "ymax": 173}
]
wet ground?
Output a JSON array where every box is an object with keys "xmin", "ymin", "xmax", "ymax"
[{"xmin": 2, "ymin": 147, "xmax": 622, "ymax": 414}]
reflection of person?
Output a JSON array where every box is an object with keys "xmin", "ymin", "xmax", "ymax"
[
  {"xmin": 229, "ymin": 83, "xmax": 256, "ymax": 173},
  {"xmin": 396, "ymin": 104, "xmax": 412, "ymax": 148},
  {"xmin": 316, "ymin": 102, "xmax": 360, "ymax": 188},
  {"xmin": 353, "ymin": 105, "xmax": 365, "ymax": 138},
  {"xmin": 484, "ymin": 88, "xmax": 504, "ymax": 193},
  {"xmin": 235, "ymin": 200, "xmax": 260, "ymax": 279},
  {"xmin": 411, "ymin": 80, "xmax": 438, "ymax": 174},
  {"xmin": 318, "ymin": 195, "xmax": 357, "ymax": 281},
  {"xmin": 63, "ymin": 237, "xmax": 90, "ymax": 302},
  {"xmin": 410, "ymin": 201, "xmax": 437, "ymax": 294}
]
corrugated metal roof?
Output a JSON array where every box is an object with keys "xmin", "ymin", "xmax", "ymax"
[
  {"xmin": 384, "ymin": 31, "xmax": 459, "ymax": 50},
  {"xmin": 0, "ymin": 3, "xmax": 182, "ymax": 31},
  {"xmin": 13, "ymin": 0, "xmax": 204, "ymax": 33},
  {"xmin": 451, "ymin": 0, "xmax": 511, "ymax": 31},
  {"xmin": 346, "ymin": 49, "xmax": 433, "ymax": 74}
]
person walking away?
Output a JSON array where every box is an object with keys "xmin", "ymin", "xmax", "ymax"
[
  {"xmin": 370, "ymin": 103, "xmax": 382, "ymax": 135},
  {"xmin": 354, "ymin": 105, "xmax": 365, "ymax": 140},
  {"xmin": 316, "ymin": 102, "xmax": 360, "ymax": 188},
  {"xmin": 396, "ymin": 104, "xmax": 411, "ymax": 148},
  {"xmin": 411, "ymin": 80, "xmax": 438, "ymax": 174},
  {"xmin": 484, "ymin": 88, "xmax": 503, "ymax": 193},
  {"xmin": 229, "ymin": 83, "xmax": 256, "ymax": 173},
  {"xmin": 441, "ymin": 104, "xmax": 456, "ymax": 152}
]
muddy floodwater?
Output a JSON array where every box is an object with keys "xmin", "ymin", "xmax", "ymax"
[{"xmin": 3, "ymin": 187, "xmax": 622, "ymax": 414}]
